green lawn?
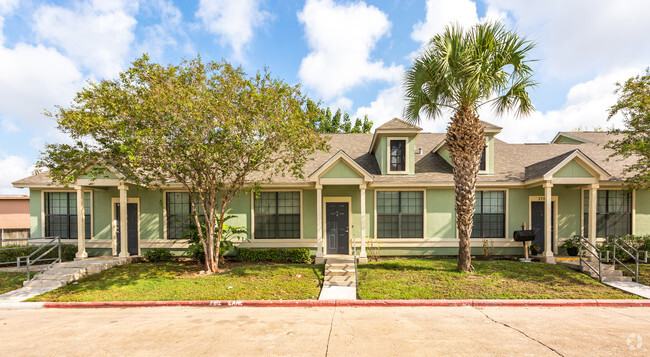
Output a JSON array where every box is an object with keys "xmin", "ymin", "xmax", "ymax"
[
  {"xmin": 29, "ymin": 261, "xmax": 324, "ymax": 302},
  {"xmin": 617, "ymin": 263, "xmax": 650, "ymax": 286},
  {"xmin": 0, "ymin": 271, "xmax": 30, "ymax": 294},
  {"xmin": 358, "ymin": 259, "xmax": 639, "ymax": 300}
]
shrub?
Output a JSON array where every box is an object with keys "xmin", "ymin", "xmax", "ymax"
[
  {"xmin": 144, "ymin": 248, "xmax": 173, "ymax": 262},
  {"xmin": 236, "ymin": 248, "xmax": 311, "ymax": 263},
  {"xmin": 183, "ymin": 210, "xmax": 248, "ymax": 264},
  {"xmin": 0, "ymin": 243, "xmax": 76, "ymax": 264},
  {"xmin": 598, "ymin": 235, "xmax": 650, "ymax": 262}
]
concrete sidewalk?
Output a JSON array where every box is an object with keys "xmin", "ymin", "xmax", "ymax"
[
  {"xmin": 1, "ymin": 306, "xmax": 649, "ymax": 356},
  {"xmin": 605, "ymin": 281, "xmax": 650, "ymax": 299}
]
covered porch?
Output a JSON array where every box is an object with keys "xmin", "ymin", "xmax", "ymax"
[
  {"xmin": 523, "ymin": 150, "xmax": 611, "ymax": 263},
  {"xmin": 310, "ymin": 150, "xmax": 374, "ymax": 264}
]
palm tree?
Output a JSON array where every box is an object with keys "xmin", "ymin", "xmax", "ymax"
[{"xmin": 403, "ymin": 22, "xmax": 536, "ymax": 273}]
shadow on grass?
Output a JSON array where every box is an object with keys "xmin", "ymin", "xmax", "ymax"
[
  {"xmin": 359, "ymin": 258, "xmax": 604, "ymax": 287},
  {"xmin": 44, "ymin": 261, "xmax": 326, "ymax": 297}
]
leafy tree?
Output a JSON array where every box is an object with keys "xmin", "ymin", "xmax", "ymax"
[
  {"xmin": 307, "ymin": 101, "xmax": 373, "ymax": 133},
  {"xmin": 37, "ymin": 55, "xmax": 328, "ymax": 273},
  {"xmin": 606, "ymin": 68, "xmax": 650, "ymax": 188},
  {"xmin": 403, "ymin": 22, "xmax": 536, "ymax": 272}
]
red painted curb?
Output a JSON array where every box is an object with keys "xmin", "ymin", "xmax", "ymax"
[{"xmin": 42, "ymin": 299, "xmax": 650, "ymax": 309}]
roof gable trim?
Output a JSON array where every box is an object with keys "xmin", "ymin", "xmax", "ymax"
[{"xmin": 308, "ymin": 150, "xmax": 373, "ymax": 182}]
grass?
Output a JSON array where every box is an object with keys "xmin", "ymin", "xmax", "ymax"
[
  {"xmin": 29, "ymin": 261, "xmax": 324, "ymax": 302},
  {"xmin": 357, "ymin": 258, "xmax": 639, "ymax": 300},
  {"xmin": 617, "ymin": 263, "xmax": 650, "ymax": 286},
  {"xmin": 0, "ymin": 271, "xmax": 32, "ymax": 294}
]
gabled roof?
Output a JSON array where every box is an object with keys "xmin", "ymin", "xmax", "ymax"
[
  {"xmin": 524, "ymin": 149, "xmax": 610, "ymax": 181},
  {"xmin": 308, "ymin": 150, "xmax": 373, "ymax": 182},
  {"xmin": 479, "ymin": 120, "xmax": 502, "ymax": 133},
  {"xmin": 551, "ymin": 131, "xmax": 621, "ymax": 145},
  {"xmin": 376, "ymin": 118, "xmax": 422, "ymax": 131}
]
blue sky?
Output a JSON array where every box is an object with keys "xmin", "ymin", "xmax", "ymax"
[{"xmin": 1, "ymin": 0, "xmax": 649, "ymax": 194}]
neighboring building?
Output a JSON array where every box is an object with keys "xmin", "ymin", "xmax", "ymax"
[
  {"xmin": 12, "ymin": 119, "xmax": 648, "ymax": 263},
  {"xmin": 0, "ymin": 195, "xmax": 30, "ymax": 245}
]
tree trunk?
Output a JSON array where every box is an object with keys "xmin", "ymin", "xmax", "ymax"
[{"xmin": 446, "ymin": 106, "xmax": 485, "ymax": 273}]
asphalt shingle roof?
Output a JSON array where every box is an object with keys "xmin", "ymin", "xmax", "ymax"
[{"xmin": 13, "ymin": 127, "xmax": 635, "ymax": 187}]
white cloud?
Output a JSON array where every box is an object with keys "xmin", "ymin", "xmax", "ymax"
[
  {"xmin": 354, "ymin": 84, "xmax": 403, "ymax": 129},
  {"xmin": 411, "ymin": 0, "xmax": 478, "ymax": 45},
  {"xmin": 0, "ymin": 153, "xmax": 32, "ymax": 195},
  {"xmin": 484, "ymin": 0, "xmax": 650, "ymax": 80},
  {"xmin": 137, "ymin": 0, "xmax": 191, "ymax": 61},
  {"xmin": 297, "ymin": 0, "xmax": 402, "ymax": 101},
  {"xmin": 1, "ymin": 119, "xmax": 19, "ymax": 132},
  {"xmin": 487, "ymin": 67, "xmax": 641, "ymax": 143},
  {"xmin": 196, "ymin": 0, "xmax": 271, "ymax": 62},
  {"xmin": 33, "ymin": 0, "xmax": 137, "ymax": 78},
  {"xmin": 0, "ymin": 43, "xmax": 83, "ymax": 128},
  {"xmin": 0, "ymin": 0, "xmax": 18, "ymax": 44}
]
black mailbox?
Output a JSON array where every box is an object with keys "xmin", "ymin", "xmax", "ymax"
[{"xmin": 513, "ymin": 230, "xmax": 536, "ymax": 242}]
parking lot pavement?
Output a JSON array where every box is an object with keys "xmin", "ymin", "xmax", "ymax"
[{"xmin": 1, "ymin": 306, "xmax": 648, "ymax": 356}]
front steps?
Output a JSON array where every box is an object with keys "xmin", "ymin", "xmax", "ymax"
[
  {"xmin": 23, "ymin": 256, "xmax": 141, "ymax": 289},
  {"xmin": 324, "ymin": 257, "xmax": 356, "ymax": 287},
  {"xmin": 558, "ymin": 259, "xmax": 632, "ymax": 282}
]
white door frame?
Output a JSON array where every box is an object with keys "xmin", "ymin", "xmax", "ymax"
[
  {"xmin": 110, "ymin": 197, "xmax": 141, "ymax": 256},
  {"xmin": 528, "ymin": 195, "xmax": 559, "ymax": 254},
  {"xmin": 323, "ymin": 196, "xmax": 352, "ymax": 255}
]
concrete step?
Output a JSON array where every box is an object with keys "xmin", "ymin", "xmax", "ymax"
[
  {"xmin": 602, "ymin": 276, "xmax": 633, "ymax": 282},
  {"xmin": 33, "ymin": 273, "xmax": 78, "ymax": 282},
  {"xmin": 326, "ymin": 258, "xmax": 355, "ymax": 264},
  {"xmin": 23, "ymin": 279, "xmax": 67, "ymax": 288},
  {"xmin": 325, "ymin": 268, "xmax": 355, "ymax": 276},
  {"xmin": 324, "ymin": 280, "xmax": 355, "ymax": 287},
  {"xmin": 326, "ymin": 263, "xmax": 354, "ymax": 270},
  {"xmin": 325, "ymin": 275, "xmax": 355, "ymax": 282}
]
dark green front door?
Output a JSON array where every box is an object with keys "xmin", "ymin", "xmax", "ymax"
[
  {"xmin": 115, "ymin": 203, "xmax": 139, "ymax": 255},
  {"xmin": 531, "ymin": 201, "xmax": 554, "ymax": 254},
  {"xmin": 326, "ymin": 202, "xmax": 349, "ymax": 255}
]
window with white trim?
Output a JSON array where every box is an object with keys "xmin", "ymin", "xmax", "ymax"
[
  {"xmin": 377, "ymin": 191, "xmax": 423, "ymax": 238},
  {"xmin": 44, "ymin": 192, "xmax": 91, "ymax": 239},
  {"xmin": 389, "ymin": 139, "xmax": 406, "ymax": 172},
  {"xmin": 583, "ymin": 190, "xmax": 631, "ymax": 237},
  {"xmin": 166, "ymin": 192, "xmax": 204, "ymax": 240},
  {"xmin": 254, "ymin": 192, "xmax": 300, "ymax": 239},
  {"xmin": 471, "ymin": 191, "xmax": 505, "ymax": 238}
]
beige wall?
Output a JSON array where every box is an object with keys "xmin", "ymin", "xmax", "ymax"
[{"xmin": 0, "ymin": 196, "xmax": 30, "ymax": 229}]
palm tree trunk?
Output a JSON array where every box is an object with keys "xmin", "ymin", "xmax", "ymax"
[{"xmin": 446, "ymin": 106, "xmax": 485, "ymax": 273}]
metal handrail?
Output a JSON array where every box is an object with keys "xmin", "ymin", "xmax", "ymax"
[
  {"xmin": 607, "ymin": 236, "xmax": 648, "ymax": 282},
  {"xmin": 15, "ymin": 236, "xmax": 62, "ymax": 281},
  {"xmin": 573, "ymin": 235, "xmax": 608, "ymax": 282},
  {"xmin": 352, "ymin": 235, "xmax": 358, "ymax": 291}
]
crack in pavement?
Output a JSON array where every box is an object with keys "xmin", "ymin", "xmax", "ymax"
[
  {"xmin": 475, "ymin": 307, "xmax": 564, "ymax": 356},
  {"xmin": 324, "ymin": 306, "xmax": 336, "ymax": 357}
]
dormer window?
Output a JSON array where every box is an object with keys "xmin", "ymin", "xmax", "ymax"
[
  {"xmin": 389, "ymin": 139, "xmax": 406, "ymax": 172},
  {"xmin": 479, "ymin": 147, "xmax": 486, "ymax": 171}
]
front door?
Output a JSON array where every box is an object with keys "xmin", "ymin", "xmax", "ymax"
[
  {"xmin": 531, "ymin": 201, "xmax": 554, "ymax": 254},
  {"xmin": 326, "ymin": 202, "xmax": 349, "ymax": 255},
  {"xmin": 115, "ymin": 203, "xmax": 139, "ymax": 255}
]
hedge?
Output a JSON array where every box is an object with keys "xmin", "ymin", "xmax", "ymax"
[
  {"xmin": 144, "ymin": 248, "xmax": 173, "ymax": 262},
  {"xmin": 0, "ymin": 244, "xmax": 76, "ymax": 264},
  {"xmin": 236, "ymin": 248, "xmax": 311, "ymax": 263}
]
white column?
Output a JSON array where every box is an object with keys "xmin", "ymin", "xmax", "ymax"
[
  {"xmin": 119, "ymin": 183, "xmax": 129, "ymax": 258},
  {"xmin": 75, "ymin": 185, "xmax": 87, "ymax": 260},
  {"xmin": 588, "ymin": 184, "xmax": 598, "ymax": 247},
  {"xmin": 315, "ymin": 184, "xmax": 324, "ymax": 264},
  {"xmin": 543, "ymin": 181, "xmax": 555, "ymax": 263},
  {"xmin": 359, "ymin": 184, "xmax": 368, "ymax": 263}
]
